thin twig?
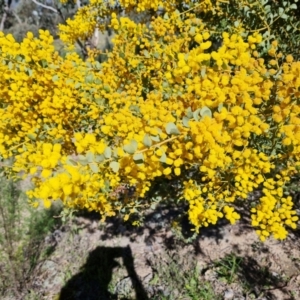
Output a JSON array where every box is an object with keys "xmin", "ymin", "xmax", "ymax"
[
  {"xmin": 0, "ymin": 6, "xmax": 8, "ymax": 31},
  {"xmin": 11, "ymin": 10, "xmax": 22, "ymax": 24},
  {"xmin": 31, "ymin": 0, "xmax": 58, "ymax": 13}
]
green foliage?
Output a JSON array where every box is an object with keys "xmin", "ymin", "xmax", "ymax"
[
  {"xmin": 149, "ymin": 252, "xmax": 221, "ymax": 300},
  {"xmin": 0, "ymin": 170, "xmax": 62, "ymax": 298},
  {"xmin": 214, "ymin": 253, "xmax": 243, "ymax": 284},
  {"xmin": 200, "ymin": 0, "xmax": 300, "ymax": 60},
  {"xmin": 1, "ymin": 0, "xmax": 300, "ymax": 242}
]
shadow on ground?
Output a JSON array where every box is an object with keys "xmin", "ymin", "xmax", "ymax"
[
  {"xmin": 57, "ymin": 177, "xmax": 300, "ymax": 300},
  {"xmin": 70, "ymin": 175, "xmax": 237, "ymax": 252},
  {"xmin": 59, "ymin": 245, "xmax": 149, "ymax": 300},
  {"xmin": 72, "ymin": 200, "xmax": 255, "ymax": 256},
  {"xmin": 238, "ymin": 256, "xmax": 289, "ymax": 299}
]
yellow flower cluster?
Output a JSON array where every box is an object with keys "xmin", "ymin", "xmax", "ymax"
[
  {"xmin": 119, "ymin": 0, "xmax": 163, "ymax": 12},
  {"xmin": 109, "ymin": 0, "xmax": 215, "ymax": 13},
  {"xmin": 58, "ymin": 0, "xmax": 223, "ymax": 48},
  {"xmin": 59, "ymin": 2, "xmax": 108, "ymax": 46},
  {"xmin": 251, "ymin": 170, "xmax": 299, "ymax": 241},
  {"xmin": 1, "ymin": 1, "xmax": 299, "ymax": 240},
  {"xmin": 14, "ymin": 143, "xmax": 62, "ymax": 179}
]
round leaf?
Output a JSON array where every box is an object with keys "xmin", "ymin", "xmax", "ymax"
[
  {"xmin": 86, "ymin": 151, "xmax": 95, "ymax": 163},
  {"xmin": 123, "ymin": 140, "xmax": 138, "ymax": 154},
  {"xmin": 104, "ymin": 147, "xmax": 112, "ymax": 159},
  {"xmin": 133, "ymin": 153, "xmax": 144, "ymax": 165},
  {"xmin": 186, "ymin": 107, "xmax": 193, "ymax": 119},
  {"xmin": 89, "ymin": 163, "xmax": 99, "ymax": 173},
  {"xmin": 143, "ymin": 134, "xmax": 152, "ymax": 147},
  {"xmin": 193, "ymin": 109, "xmax": 201, "ymax": 121},
  {"xmin": 200, "ymin": 106, "xmax": 212, "ymax": 118},
  {"xmin": 182, "ymin": 116, "xmax": 190, "ymax": 128},
  {"xmin": 160, "ymin": 152, "xmax": 167, "ymax": 163},
  {"xmin": 166, "ymin": 122, "xmax": 180, "ymax": 135},
  {"xmin": 95, "ymin": 154, "xmax": 105, "ymax": 163},
  {"xmin": 110, "ymin": 161, "xmax": 120, "ymax": 173}
]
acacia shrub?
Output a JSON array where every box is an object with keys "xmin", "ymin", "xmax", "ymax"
[{"xmin": 0, "ymin": 0, "xmax": 299, "ymax": 241}]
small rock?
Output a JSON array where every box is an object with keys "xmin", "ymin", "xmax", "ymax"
[
  {"xmin": 204, "ymin": 269, "xmax": 217, "ymax": 281},
  {"xmin": 40, "ymin": 260, "xmax": 56, "ymax": 272},
  {"xmin": 89, "ymin": 220, "xmax": 98, "ymax": 231},
  {"xmin": 44, "ymin": 235, "xmax": 55, "ymax": 245},
  {"xmin": 115, "ymin": 277, "xmax": 133, "ymax": 295},
  {"xmin": 52, "ymin": 275, "xmax": 64, "ymax": 287},
  {"xmin": 163, "ymin": 288, "xmax": 171, "ymax": 296},
  {"xmin": 153, "ymin": 213, "xmax": 162, "ymax": 221},
  {"xmin": 155, "ymin": 236, "xmax": 164, "ymax": 244},
  {"xmin": 224, "ymin": 289, "xmax": 234, "ymax": 300},
  {"xmin": 196, "ymin": 261, "xmax": 206, "ymax": 272},
  {"xmin": 53, "ymin": 229, "xmax": 63, "ymax": 243},
  {"xmin": 143, "ymin": 273, "xmax": 153, "ymax": 285},
  {"xmin": 271, "ymin": 271, "xmax": 279, "ymax": 277}
]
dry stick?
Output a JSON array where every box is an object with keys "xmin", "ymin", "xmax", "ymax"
[
  {"xmin": 30, "ymin": 0, "xmax": 89, "ymax": 58},
  {"xmin": 0, "ymin": 6, "xmax": 8, "ymax": 31},
  {"xmin": 31, "ymin": 0, "xmax": 58, "ymax": 13},
  {"xmin": 11, "ymin": 10, "xmax": 22, "ymax": 24},
  {"xmin": 0, "ymin": 198, "xmax": 21, "ymax": 298}
]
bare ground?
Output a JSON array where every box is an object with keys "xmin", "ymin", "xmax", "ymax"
[{"xmin": 17, "ymin": 203, "xmax": 300, "ymax": 300}]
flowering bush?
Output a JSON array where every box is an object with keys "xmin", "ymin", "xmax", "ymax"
[{"xmin": 0, "ymin": 0, "xmax": 299, "ymax": 241}]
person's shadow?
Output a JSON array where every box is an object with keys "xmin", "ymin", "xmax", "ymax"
[{"xmin": 59, "ymin": 245, "xmax": 149, "ymax": 300}]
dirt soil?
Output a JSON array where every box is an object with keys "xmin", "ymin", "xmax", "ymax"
[{"xmin": 21, "ymin": 202, "xmax": 300, "ymax": 300}]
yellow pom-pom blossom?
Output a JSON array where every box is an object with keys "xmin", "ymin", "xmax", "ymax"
[{"xmin": 0, "ymin": 2, "xmax": 299, "ymax": 239}]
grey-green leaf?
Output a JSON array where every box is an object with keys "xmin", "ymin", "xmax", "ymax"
[
  {"xmin": 166, "ymin": 122, "xmax": 180, "ymax": 135},
  {"xmin": 110, "ymin": 161, "xmax": 120, "ymax": 173},
  {"xmin": 78, "ymin": 157, "xmax": 89, "ymax": 166},
  {"xmin": 143, "ymin": 134, "xmax": 152, "ymax": 147},
  {"xmin": 85, "ymin": 74, "xmax": 94, "ymax": 84},
  {"xmin": 193, "ymin": 109, "xmax": 201, "ymax": 121},
  {"xmin": 74, "ymin": 82, "xmax": 81, "ymax": 89},
  {"xmin": 123, "ymin": 140, "xmax": 138, "ymax": 154},
  {"xmin": 113, "ymin": 148, "xmax": 118, "ymax": 159},
  {"xmin": 186, "ymin": 107, "xmax": 193, "ymax": 119},
  {"xmin": 27, "ymin": 133, "xmax": 36, "ymax": 141},
  {"xmin": 279, "ymin": 7, "xmax": 284, "ymax": 14},
  {"xmin": 66, "ymin": 78, "xmax": 73, "ymax": 85},
  {"xmin": 52, "ymin": 75, "xmax": 59, "ymax": 82},
  {"xmin": 66, "ymin": 157, "xmax": 77, "ymax": 166},
  {"xmin": 182, "ymin": 116, "xmax": 190, "ymax": 128},
  {"xmin": 151, "ymin": 135, "xmax": 160, "ymax": 142},
  {"xmin": 89, "ymin": 163, "xmax": 99, "ymax": 173},
  {"xmin": 144, "ymin": 50, "xmax": 150, "ymax": 58},
  {"xmin": 95, "ymin": 154, "xmax": 105, "ymax": 163},
  {"xmin": 160, "ymin": 152, "xmax": 167, "ymax": 163},
  {"xmin": 26, "ymin": 68, "xmax": 33, "ymax": 77},
  {"xmin": 133, "ymin": 153, "xmax": 144, "ymax": 164},
  {"xmin": 104, "ymin": 147, "xmax": 112, "ymax": 159},
  {"xmin": 129, "ymin": 105, "xmax": 140, "ymax": 113},
  {"xmin": 104, "ymin": 85, "xmax": 110, "ymax": 92},
  {"xmin": 218, "ymin": 103, "xmax": 223, "ymax": 113},
  {"xmin": 86, "ymin": 151, "xmax": 94, "ymax": 163},
  {"xmin": 189, "ymin": 26, "xmax": 196, "ymax": 36},
  {"xmin": 200, "ymin": 106, "xmax": 212, "ymax": 118}
]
